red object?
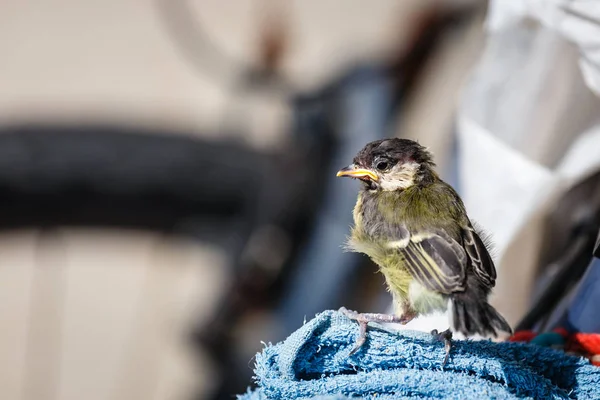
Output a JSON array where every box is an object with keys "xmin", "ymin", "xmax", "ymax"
[
  {"xmin": 509, "ymin": 330, "xmax": 600, "ymax": 367},
  {"xmin": 568, "ymin": 333, "xmax": 600, "ymax": 354},
  {"xmin": 509, "ymin": 330, "xmax": 536, "ymax": 343}
]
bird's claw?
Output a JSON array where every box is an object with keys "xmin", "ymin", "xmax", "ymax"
[
  {"xmin": 340, "ymin": 307, "xmax": 368, "ymax": 355},
  {"xmin": 339, "ymin": 306, "xmax": 358, "ymax": 319},
  {"xmin": 431, "ymin": 328, "xmax": 453, "ymax": 367},
  {"xmin": 348, "ymin": 319, "xmax": 368, "ymax": 355},
  {"xmin": 339, "ymin": 306, "xmax": 411, "ymax": 356}
]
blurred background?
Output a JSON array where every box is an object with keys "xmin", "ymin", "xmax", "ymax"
[{"xmin": 1, "ymin": 0, "xmax": 600, "ymax": 399}]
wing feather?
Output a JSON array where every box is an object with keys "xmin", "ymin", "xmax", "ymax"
[
  {"xmin": 463, "ymin": 226, "xmax": 496, "ymax": 286},
  {"xmin": 389, "ymin": 229, "xmax": 467, "ymax": 294}
]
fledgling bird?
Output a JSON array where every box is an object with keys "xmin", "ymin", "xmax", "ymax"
[{"xmin": 337, "ymin": 138, "xmax": 512, "ymax": 364}]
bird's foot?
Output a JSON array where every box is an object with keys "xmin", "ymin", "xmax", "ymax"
[
  {"xmin": 339, "ymin": 307, "xmax": 413, "ymax": 356},
  {"xmin": 430, "ymin": 328, "xmax": 453, "ymax": 367}
]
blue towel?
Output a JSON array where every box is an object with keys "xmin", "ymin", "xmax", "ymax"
[{"xmin": 238, "ymin": 310, "xmax": 600, "ymax": 399}]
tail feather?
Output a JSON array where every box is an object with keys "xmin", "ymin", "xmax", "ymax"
[{"xmin": 451, "ymin": 299, "xmax": 512, "ymax": 337}]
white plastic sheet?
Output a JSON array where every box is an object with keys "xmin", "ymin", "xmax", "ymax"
[{"xmin": 488, "ymin": 0, "xmax": 600, "ymax": 97}]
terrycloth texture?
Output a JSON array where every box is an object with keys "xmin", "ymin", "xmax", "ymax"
[{"xmin": 238, "ymin": 310, "xmax": 600, "ymax": 400}]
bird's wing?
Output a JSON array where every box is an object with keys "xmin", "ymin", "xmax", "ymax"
[
  {"xmin": 390, "ymin": 229, "xmax": 467, "ymax": 294},
  {"xmin": 463, "ymin": 225, "xmax": 496, "ymax": 287}
]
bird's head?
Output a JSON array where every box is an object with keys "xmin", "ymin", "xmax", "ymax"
[{"xmin": 337, "ymin": 138, "xmax": 435, "ymax": 191}]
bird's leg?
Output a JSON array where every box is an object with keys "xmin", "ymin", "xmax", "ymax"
[
  {"xmin": 430, "ymin": 328, "xmax": 453, "ymax": 367},
  {"xmin": 339, "ymin": 306, "xmax": 416, "ymax": 355}
]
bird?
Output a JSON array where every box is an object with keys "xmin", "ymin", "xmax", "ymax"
[{"xmin": 336, "ymin": 138, "xmax": 512, "ymax": 365}]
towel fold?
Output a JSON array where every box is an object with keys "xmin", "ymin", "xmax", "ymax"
[{"xmin": 238, "ymin": 310, "xmax": 600, "ymax": 399}]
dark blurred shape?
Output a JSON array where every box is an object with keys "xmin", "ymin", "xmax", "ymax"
[
  {"xmin": 189, "ymin": 102, "xmax": 337, "ymax": 400},
  {"xmin": 386, "ymin": 1, "xmax": 488, "ymax": 107},
  {"xmin": 0, "ymin": 125, "xmax": 264, "ymax": 242},
  {"xmin": 516, "ymin": 170, "xmax": 600, "ymax": 332},
  {"xmin": 564, "ymin": 257, "xmax": 600, "ymax": 334}
]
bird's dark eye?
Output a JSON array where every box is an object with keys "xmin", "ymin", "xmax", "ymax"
[{"xmin": 375, "ymin": 161, "xmax": 389, "ymax": 171}]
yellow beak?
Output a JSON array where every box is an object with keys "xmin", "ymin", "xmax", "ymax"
[{"xmin": 336, "ymin": 165, "xmax": 378, "ymax": 181}]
